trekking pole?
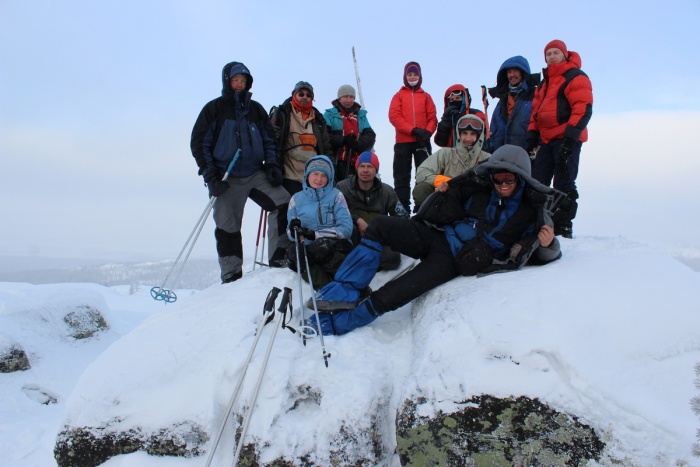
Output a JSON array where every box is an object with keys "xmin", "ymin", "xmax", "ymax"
[
  {"xmin": 299, "ymin": 234, "xmax": 331, "ymax": 367},
  {"xmin": 352, "ymin": 46, "xmax": 365, "ymax": 109},
  {"xmin": 232, "ymin": 287, "xmax": 292, "ymax": 467},
  {"xmin": 252, "ymin": 209, "xmax": 269, "ymax": 270},
  {"xmin": 203, "ymin": 286, "xmax": 281, "ymax": 467},
  {"xmin": 480, "ymin": 85, "xmax": 491, "ymax": 139},
  {"xmin": 151, "ymin": 150, "xmax": 241, "ymax": 303}
]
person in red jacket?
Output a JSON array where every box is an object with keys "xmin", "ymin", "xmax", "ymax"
[
  {"xmin": 526, "ymin": 40, "xmax": 592, "ymax": 238},
  {"xmin": 388, "ymin": 62, "xmax": 438, "ymax": 213}
]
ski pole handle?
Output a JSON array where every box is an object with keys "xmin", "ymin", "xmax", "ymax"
[
  {"xmin": 221, "ymin": 149, "xmax": 241, "ymax": 182},
  {"xmin": 278, "ymin": 287, "xmax": 292, "ymax": 312},
  {"xmin": 264, "ymin": 287, "xmax": 282, "ymax": 314}
]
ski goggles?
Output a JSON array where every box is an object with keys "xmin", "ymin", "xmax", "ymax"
[
  {"xmin": 457, "ymin": 118, "xmax": 483, "ymax": 132},
  {"xmin": 448, "ymin": 90, "xmax": 463, "ymax": 99},
  {"xmin": 491, "ymin": 172, "xmax": 517, "ymax": 185}
]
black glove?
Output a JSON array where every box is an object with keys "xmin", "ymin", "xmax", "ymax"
[
  {"xmin": 264, "ymin": 162, "xmax": 283, "ymax": 187},
  {"xmin": 411, "ymin": 128, "xmax": 432, "ymax": 147},
  {"xmin": 289, "ymin": 218, "xmax": 302, "ymax": 233},
  {"xmin": 202, "ymin": 167, "xmax": 229, "ymax": 198},
  {"xmin": 441, "ymin": 104, "xmax": 461, "ymax": 122},
  {"xmin": 525, "ymin": 130, "xmax": 540, "ymax": 154},
  {"xmin": 342, "ymin": 134, "xmax": 357, "ymax": 146},
  {"xmin": 559, "ymin": 138, "xmax": 575, "ymax": 162},
  {"xmin": 300, "ymin": 228, "xmax": 316, "ymax": 240}
]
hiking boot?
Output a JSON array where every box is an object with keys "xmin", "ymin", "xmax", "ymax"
[
  {"xmin": 554, "ymin": 226, "xmax": 573, "ymax": 239},
  {"xmin": 222, "ymin": 271, "xmax": 242, "ymax": 284},
  {"xmin": 268, "ymin": 247, "xmax": 287, "ymax": 268}
]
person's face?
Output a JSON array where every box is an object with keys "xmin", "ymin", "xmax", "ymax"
[
  {"xmin": 507, "ymin": 68, "xmax": 523, "ymax": 85},
  {"xmin": 307, "ymin": 170, "xmax": 328, "ymax": 188},
  {"xmin": 448, "ymin": 90, "xmax": 463, "ymax": 104},
  {"xmin": 406, "ymin": 72, "xmax": 420, "ymax": 82},
  {"xmin": 491, "ymin": 172, "xmax": 518, "ymax": 198},
  {"xmin": 356, "ymin": 162, "xmax": 377, "ymax": 183},
  {"xmin": 230, "ymin": 74, "xmax": 247, "ymax": 92},
  {"xmin": 296, "ymin": 89, "xmax": 314, "ymax": 106},
  {"xmin": 459, "ymin": 130, "xmax": 479, "ymax": 146},
  {"xmin": 339, "ymin": 95, "xmax": 355, "ymax": 108},
  {"xmin": 545, "ymin": 48, "xmax": 566, "ymax": 65}
]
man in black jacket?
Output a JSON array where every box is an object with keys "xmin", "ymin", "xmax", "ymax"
[
  {"xmin": 270, "ymin": 81, "xmax": 333, "ymax": 196},
  {"xmin": 336, "ymin": 151, "xmax": 408, "ymax": 271},
  {"xmin": 190, "ymin": 62, "xmax": 290, "ymax": 283},
  {"xmin": 309, "ymin": 145, "xmax": 563, "ymax": 335}
]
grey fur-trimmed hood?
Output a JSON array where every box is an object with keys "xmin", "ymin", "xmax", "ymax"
[{"xmin": 475, "ymin": 144, "xmax": 551, "ymax": 193}]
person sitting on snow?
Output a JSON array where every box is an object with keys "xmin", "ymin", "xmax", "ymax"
[
  {"xmin": 308, "ymin": 145, "xmax": 564, "ymax": 336},
  {"xmin": 286, "ymin": 155, "xmax": 354, "ymax": 290},
  {"xmin": 336, "ymin": 151, "xmax": 408, "ymax": 271},
  {"xmin": 413, "ymin": 114, "xmax": 491, "ymax": 211}
]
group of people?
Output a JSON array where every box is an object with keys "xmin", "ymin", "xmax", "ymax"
[{"xmin": 189, "ymin": 39, "xmax": 592, "ymax": 335}]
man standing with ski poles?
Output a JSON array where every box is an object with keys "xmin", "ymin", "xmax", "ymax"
[{"xmin": 191, "ymin": 61, "xmax": 291, "ymax": 283}]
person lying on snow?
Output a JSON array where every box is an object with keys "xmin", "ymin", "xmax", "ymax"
[{"xmin": 308, "ymin": 144, "xmax": 564, "ymax": 336}]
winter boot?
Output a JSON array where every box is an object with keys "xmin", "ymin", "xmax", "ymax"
[
  {"xmin": 268, "ymin": 247, "xmax": 287, "ymax": 268},
  {"xmin": 308, "ymin": 298, "xmax": 380, "ymax": 336},
  {"xmin": 553, "ymin": 190, "xmax": 578, "ymax": 238}
]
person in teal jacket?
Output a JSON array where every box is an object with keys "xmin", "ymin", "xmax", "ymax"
[
  {"xmin": 323, "ymin": 85, "xmax": 376, "ymax": 182},
  {"xmin": 286, "ymin": 155, "xmax": 354, "ymax": 289}
]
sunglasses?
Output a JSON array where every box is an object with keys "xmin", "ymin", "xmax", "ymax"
[
  {"xmin": 491, "ymin": 173, "xmax": 517, "ymax": 185},
  {"xmin": 297, "ymin": 91, "xmax": 313, "ymax": 98},
  {"xmin": 457, "ymin": 118, "xmax": 483, "ymax": 132}
]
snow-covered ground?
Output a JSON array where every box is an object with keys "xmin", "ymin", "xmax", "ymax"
[{"xmin": 2, "ymin": 236, "xmax": 700, "ymax": 466}]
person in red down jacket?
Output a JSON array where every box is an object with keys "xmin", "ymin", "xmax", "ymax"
[
  {"xmin": 388, "ymin": 61, "xmax": 438, "ymax": 213},
  {"xmin": 526, "ymin": 39, "xmax": 593, "ymax": 238}
]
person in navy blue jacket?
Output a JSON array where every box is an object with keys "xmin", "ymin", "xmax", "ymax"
[
  {"xmin": 483, "ymin": 56, "xmax": 540, "ymax": 154},
  {"xmin": 190, "ymin": 61, "xmax": 290, "ymax": 283}
]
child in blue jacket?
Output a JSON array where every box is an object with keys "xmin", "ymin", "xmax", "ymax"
[{"xmin": 286, "ymin": 155, "xmax": 353, "ymax": 289}]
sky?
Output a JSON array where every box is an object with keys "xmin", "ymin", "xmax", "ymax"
[
  {"xmin": 2, "ymin": 238, "xmax": 700, "ymax": 466},
  {"xmin": 2, "ymin": 0, "xmax": 700, "ymax": 267}
]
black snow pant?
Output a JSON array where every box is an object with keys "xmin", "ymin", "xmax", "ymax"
[
  {"xmin": 393, "ymin": 142, "xmax": 431, "ymax": 213},
  {"xmin": 364, "ymin": 216, "xmax": 459, "ymax": 313}
]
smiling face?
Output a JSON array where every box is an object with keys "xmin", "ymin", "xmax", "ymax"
[
  {"xmin": 339, "ymin": 95, "xmax": 355, "ymax": 108},
  {"xmin": 459, "ymin": 129, "xmax": 479, "ymax": 147},
  {"xmin": 491, "ymin": 172, "xmax": 518, "ymax": 198},
  {"xmin": 307, "ymin": 170, "xmax": 328, "ymax": 189},
  {"xmin": 507, "ymin": 68, "xmax": 523, "ymax": 85}
]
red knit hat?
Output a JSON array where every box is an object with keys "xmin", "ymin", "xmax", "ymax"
[
  {"xmin": 355, "ymin": 151, "xmax": 380, "ymax": 171},
  {"xmin": 544, "ymin": 39, "xmax": 568, "ymax": 59}
]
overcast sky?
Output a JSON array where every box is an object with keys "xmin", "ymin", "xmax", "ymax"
[{"xmin": 2, "ymin": 0, "xmax": 699, "ymax": 266}]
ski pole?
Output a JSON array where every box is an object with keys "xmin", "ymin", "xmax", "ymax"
[
  {"xmin": 352, "ymin": 46, "xmax": 365, "ymax": 109},
  {"xmin": 232, "ymin": 287, "xmax": 292, "ymax": 467},
  {"xmin": 300, "ymin": 236, "xmax": 331, "ymax": 367},
  {"xmin": 150, "ymin": 151, "xmax": 240, "ymax": 302},
  {"xmin": 204, "ymin": 286, "xmax": 281, "ymax": 467},
  {"xmin": 480, "ymin": 85, "xmax": 491, "ymax": 139},
  {"xmin": 293, "ymin": 229, "xmax": 311, "ymax": 346},
  {"xmin": 252, "ymin": 209, "xmax": 269, "ymax": 270}
]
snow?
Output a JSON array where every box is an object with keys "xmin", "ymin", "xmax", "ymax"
[{"xmin": 2, "ymin": 236, "xmax": 700, "ymax": 466}]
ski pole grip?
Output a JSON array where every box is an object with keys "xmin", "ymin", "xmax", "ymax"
[
  {"xmin": 278, "ymin": 287, "xmax": 292, "ymax": 312},
  {"xmin": 264, "ymin": 287, "xmax": 282, "ymax": 313},
  {"xmin": 221, "ymin": 149, "xmax": 241, "ymax": 182}
]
